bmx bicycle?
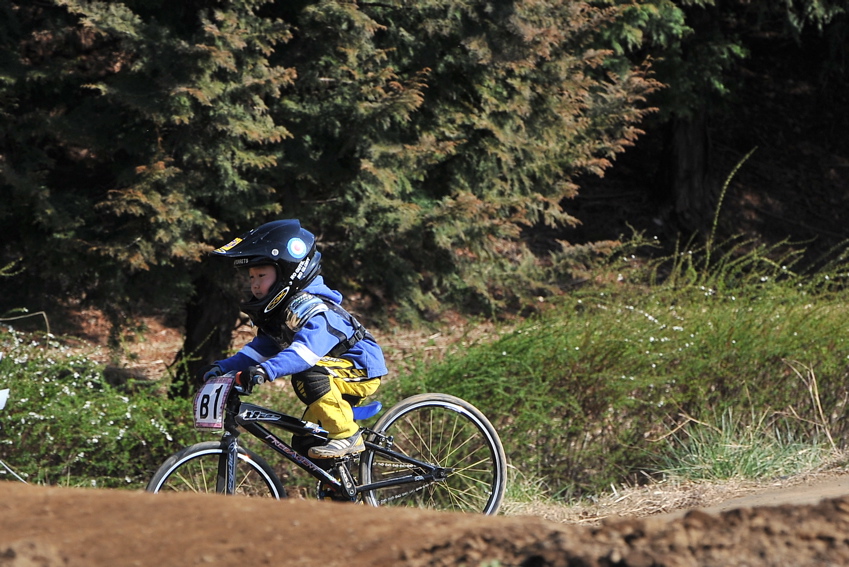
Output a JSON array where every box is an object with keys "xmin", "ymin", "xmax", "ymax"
[{"xmin": 146, "ymin": 372, "xmax": 507, "ymax": 515}]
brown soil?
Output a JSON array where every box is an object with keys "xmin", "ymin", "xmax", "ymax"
[{"xmin": 3, "ymin": 475, "xmax": 849, "ymax": 567}]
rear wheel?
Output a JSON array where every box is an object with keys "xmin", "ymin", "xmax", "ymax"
[
  {"xmin": 359, "ymin": 393, "xmax": 506, "ymax": 515},
  {"xmin": 146, "ymin": 440, "xmax": 285, "ymax": 498}
]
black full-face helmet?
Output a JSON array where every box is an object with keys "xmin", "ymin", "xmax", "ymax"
[{"xmin": 213, "ymin": 220, "xmax": 322, "ymax": 325}]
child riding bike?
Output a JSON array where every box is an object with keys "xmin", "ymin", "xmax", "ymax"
[{"xmin": 201, "ymin": 219, "xmax": 387, "ymax": 460}]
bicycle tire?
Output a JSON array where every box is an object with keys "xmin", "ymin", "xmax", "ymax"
[
  {"xmin": 359, "ymin": 393, "xmax": 507, "ymax": 515},
  {"xmin": 146, "ymin": 440, "xmax": 286, "ymax": 498}
]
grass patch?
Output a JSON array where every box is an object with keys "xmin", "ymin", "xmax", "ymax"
[
  {"xmin": 390, "ymin": 236, "xmax": 849, "ymax": 498},
  {"xmin": 659, "ymin": 408, "xmax": 834, "ymax": 481}
]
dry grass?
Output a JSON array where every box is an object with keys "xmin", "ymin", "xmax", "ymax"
[
  {"xmin": 503, "ymin": 478, "xmax": 766, "ymax": 525},
  {"xmin": 502, "ymin": 452, "xmax": 849, "ymax": 525}
]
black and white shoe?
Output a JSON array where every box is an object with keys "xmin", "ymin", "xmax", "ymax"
[{"xmin": 308, "ymin": 430, "xmax": 364, "ymax": 459}]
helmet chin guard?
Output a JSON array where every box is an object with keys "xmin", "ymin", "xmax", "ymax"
[{"xmin": 213, "ymin": 220, "xmax": 322, "ymax": 325}]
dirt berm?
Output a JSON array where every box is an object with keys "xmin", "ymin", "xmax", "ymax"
[{"xmin": 2, "ymin": 480, "xmax": 849, "ymax": 566}]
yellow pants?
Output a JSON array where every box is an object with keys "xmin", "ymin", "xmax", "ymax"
[{"xmin": 293, "ymin": 357, "xmax": 381, "ymax": 439}]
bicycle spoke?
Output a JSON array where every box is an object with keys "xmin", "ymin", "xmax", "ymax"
[
  {"xmin": 360, "ymin": 394, "xmax": 506, "ymax": 515},
  {"xmin": 147, "ymin": 444, "xmax": 283, "ymax": 499}
]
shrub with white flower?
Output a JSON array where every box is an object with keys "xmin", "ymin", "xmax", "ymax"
[{"xmin": 0, "ymin": 328, "xmax": 196, "ymax": 488}]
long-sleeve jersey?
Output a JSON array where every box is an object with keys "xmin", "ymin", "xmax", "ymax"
[{"xmin": 215, "ymin": 277, "xmax": 387, "ymax": 380}]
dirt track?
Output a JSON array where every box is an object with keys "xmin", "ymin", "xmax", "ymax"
[{"xmin": 3, "ymin": 476, "xmax": 849, "ymax": 567}]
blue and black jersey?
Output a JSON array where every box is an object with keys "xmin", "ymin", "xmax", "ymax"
[{"xmin": 215, "ymin": 276, "xmax": 387, "ymax": 381}]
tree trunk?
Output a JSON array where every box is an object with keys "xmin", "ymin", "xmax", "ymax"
[
  {"xmin": 169, "ymin": 265, "xmax": 242, "ymax": 399},
  {"xmin": 658, "ymin": 109, "xmax": 717, "ymax": 234}
]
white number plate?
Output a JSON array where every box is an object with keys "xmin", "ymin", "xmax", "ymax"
[{"xmin": 193, "ymin": 375, "xmax": 234, "ymax": 430}]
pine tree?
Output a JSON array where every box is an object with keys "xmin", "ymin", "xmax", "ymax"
[
  {"xmin": 1, "ymin": 0, "xmax": 666, "ymax": 385},
  {"xmin": 259, "ymin": 0, "xmax": 660, "ymax": 313},
  {"xmin": 0, "ymin": 0, "xmax": 297, "ymax": 390}
]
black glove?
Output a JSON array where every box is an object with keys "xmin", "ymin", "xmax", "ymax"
[
  {"xmin": 235, "ymin": 365, "xmax": 268, "ymax": 394},
  {"xmin": 197, "ymin": 364, "xmax": 222, "ymax": 383}
]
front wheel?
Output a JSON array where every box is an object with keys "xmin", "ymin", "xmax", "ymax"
[
  {"xmin": 359, "ymin": 393, "xmax": 507, "ymax": 515},
  {"xmin": 146, "ymin": 440, "xmax": 286, "ymax": 498}
]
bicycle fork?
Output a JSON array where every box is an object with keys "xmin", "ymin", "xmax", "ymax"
[{"xmin": 218, "ymin": 433, "xmax": 239, "ymax": 495}]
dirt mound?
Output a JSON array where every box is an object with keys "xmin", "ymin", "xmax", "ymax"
[{"xmin": 2, "ymin": 481, "xmax": 849, "ymax": 567}]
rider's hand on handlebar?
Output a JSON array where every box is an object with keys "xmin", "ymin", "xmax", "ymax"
[
  {"xmin": 198, "ymin": 364, "xmax": 222, "ymax": 383},
  {"xmin": 235, "ymin": 366, "xmax": 268, "ymax": 394}
]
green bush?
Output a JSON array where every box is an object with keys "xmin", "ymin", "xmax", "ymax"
[
  {"xmin": 390, "ymin": 241, "xmax": 849, "ymax": 498},
  {"xmin": 0, "ymin": 329, "xmax": 199, "ymax": 487}
]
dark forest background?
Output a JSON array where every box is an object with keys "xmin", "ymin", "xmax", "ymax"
[{"xmin": 1, "ymin": 0, "xmax": 847, "ymax": 392}]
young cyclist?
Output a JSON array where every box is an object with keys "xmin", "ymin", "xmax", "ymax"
[{"xmin": 202, "ymin": 219, "xmax": 387, "ymax": 459}]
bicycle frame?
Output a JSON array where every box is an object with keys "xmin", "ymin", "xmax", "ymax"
[
  {"xmin": 221, "ymin": 396, "xmax": 449, "ymax": 500},
  {"xmin": 154, "ymin": 376, "xmax": 506, "ymax": 513}
]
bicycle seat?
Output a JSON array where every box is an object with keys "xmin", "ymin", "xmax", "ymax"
[{"xmin": 352, "ymin": 400, "xmax": 382, "ymax": 421}]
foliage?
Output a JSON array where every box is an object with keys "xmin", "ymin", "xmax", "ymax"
[
  {"xmin": 658, "ymin": 408, "xmax": 833, "ymax": 481},
  {"xmin": 0, "ymin": 0, "xmax": 846, "ymax": 338},
  {"xmin": 0, "ymin": 328, "xmax": 199, "ymax": 487},
  {"xmin": 316, "ymin": 0, "xmax": 661, "ymax": 311},
  {"xmin": 0, "ymin": 0, "xmax": 294, "ymax": 321},
  {"xmin": 0, "ymin": 0, "xmax": 660, "ymax": 326},
  {"xmin": 2, "ymin": 235, "xmax": 849, "ymax": 497},
  {"xmin": 389, "ymin": 237, "xmax": 849, "ymax": 498},
  {"xmin": 607, "ymin": 0, "xmax": 848, "ymax": 119},
  {"xmin": 0, "ymin": 0, "xmax": 846, "ymax": 496}
]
